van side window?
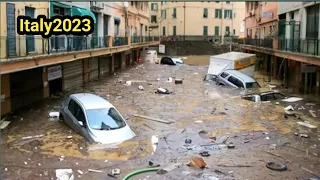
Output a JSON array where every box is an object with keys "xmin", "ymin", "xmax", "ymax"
[
  {"xmin": 228, "ymin": 76, "xmax": 244, "ymax": 88},
  {"xmin": 220, "ymin": 72, "xmax": 229, "ymax": 78}
]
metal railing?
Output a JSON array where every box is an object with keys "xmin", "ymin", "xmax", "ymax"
[
  {"xmin": 2, "ymin": 35, "xmax": 159, "ymax": 58},
  {"xmin": 113, "ymin": 37, "xmax": 128, "ymax": 47},
  {"xmin": 239, "ymin": 37, "xmax": 320, "ymax": 56},
  {"xmin": 160, "ymin": 35, "xmax": 223, "ymax": 42},
  {"xmin": 244, "ymin": 38, "xmax": 273, "ymax": 49}
]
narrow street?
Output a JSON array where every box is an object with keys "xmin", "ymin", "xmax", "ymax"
[{"xmin": 1, "ymin": 62, "xmax": 320, "ymax": 180}]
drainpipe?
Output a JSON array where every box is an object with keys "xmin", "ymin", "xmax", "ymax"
[
  {"xmin": 184, "ymin": 2, "xmax": 186, "ymax": 40},
  {"xmin": 221, "ymin": 3, "xmax": 223, "ymax": 43}
]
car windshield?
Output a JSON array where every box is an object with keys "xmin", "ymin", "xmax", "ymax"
[
  {"xmin": 246, "ymin": 82, "xmax": 260, "ymax": 89},
  {"xmin": 86, "ymin": 108, "xmax": 126, "ymax": 130}
]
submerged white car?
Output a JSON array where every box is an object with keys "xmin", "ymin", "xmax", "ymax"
[{"xmin": 59, "ymin": 93, "xmax": 136, "ymax": 144}]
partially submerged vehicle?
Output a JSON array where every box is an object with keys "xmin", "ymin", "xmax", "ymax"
[
  {"xmin": 205, "ymin": 52, "xmax": 256, "ymax": 81},
  {"xmin": 59, "ymin": 93, "xmax": 136, "ymax": 144},
  {"xmin": 160, "ymin": 57, "xmax": 184, "ymax": 65},
  {"xmin": 141, "ymin": 50, "xmax": 158, "ymax": 63},
  {"xmin": 216, "ymin": 69, "xmax": 260, "ymax": 89},
  {"xmin": 242, "ymin": 91, "xmax": 303, "ymax": 103}
]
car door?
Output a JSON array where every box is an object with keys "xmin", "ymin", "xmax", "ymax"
[{"xmin": 64, "ymin": 99, "xmax": 86, "ymax": 136}]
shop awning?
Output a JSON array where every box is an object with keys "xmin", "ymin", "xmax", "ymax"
[
  {"xmin": 71, "ymin": 7, "xmax": 96, "ymax": 23},
  {"xmin": 51, "ymin": 2, "xmax": 71, "ymax": 9},
  {"xmin": 114, "ymin": 17, "xmax": 121, "ymax": 24}
]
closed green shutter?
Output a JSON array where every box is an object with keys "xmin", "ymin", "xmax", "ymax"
[
  {"xmin": 224, "ymin": 10, "xmax": 227, "ymax": 19},
  {"xmin": 204, "ymin": 8, "xmax": 208, "ymax": 18},
  {"xmin": 173, "ymin": 8, "xmax": 176, "ymax": 18},
  {"xmin": 173, "ymin": 26, "xmax": 176, "ymax": 35},
  {"xmin": 215, "ymin": 26, "xmax": 219, "ymax": 36},
  {"xmin": 203, "ymin": 26, "xmax": 208, "ymax": 35},
  {"xmin": 215, "ymin": 9, "xmax": 218, "ymax": 18}
]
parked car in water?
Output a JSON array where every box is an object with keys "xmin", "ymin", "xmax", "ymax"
[
  {"xmin": 160, "ymin": 57, "xmax": 184, "ymax": 65},
  {"xmin": 241, "ymin": 91, "xmax": 287, "ymax": 102},
  {"xmin": 215, "ymin": 69, "xmax": 260, "ymax": 89},
  {"xmin": 59, "ymin": 93, "xmax": 136, "ymax": 144},
  {"xmin": 241, "ymin": 91, "xmax": 303, "ymax": 103}
]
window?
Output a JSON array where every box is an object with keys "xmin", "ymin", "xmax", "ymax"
[
  {"xmin": 215, "ymin": 9, "xmax": 222, "ymax": 18},
  {"xmin": 228, "ymin": 76, "xmax": 244, "ymax": 88},
  {"xmin": 173, "ymin": 26, "xmax": 176, "ymax": 35},
  {"xmin": 131, "ymin": 2, "xmax": 134, "ymax": 6},
  {"xmin": 203, "ymin": 26, "xmax": 208, "ymax": 35},
  {"xmin": 214, "ymin": 26, "xmax": 219, "ymax": 36},
  {"xmin": 226, "ymin": 1, "xmax": 230, "ymax": 4},
  {"xmin": 173, "ymin": 8, "xmax": 177, "ymax": 18},
  {"xmin": 215, "ymin": 1, "xmax": 219, "ymax": 3},
  {"xmin": 234, "ymin": 13, "xmax": 236, "ymax": 18},
  {"xmin": 86, "ymin": 108, "xmax": 126, "ymax": 130},
  {"xmin": 225, "ymin": 26, "xmax": 230, "ymax": 36},
  {"xmin": 233, "ymin": 29, "xmax": 235, "ymax": 35},
  {"xmin": 203, "ymin": 8, "xmax": 208, "ymax": 18},
  {"xmin": 163, "ymin": 26, "xmax": 166, "ymax": 36},
  {"xmin": 151, "ymin": 15, "xmax": 157, "ymax": 23},
  {"xmin": 151, "ymin": 3, "xmax": 158, "ymax": 11},
  {"xmin": 306, "ymin": 4, "xmax": 319, "ymax": 38},
  {"xmin": 68, "ymin": 99, "xmax": 86, "ymax": 124},
  {"xmin": 246, "ymin": 82, "xmax": 260, "ymax": 88},
  {"xmin": 220, "ymin": 72, "xmax": 229, "ymax": 78},
  {"xmin": 145, "ymin": 26, "xmax": 148, "ymax": 32},
  {"xmin": 224, "ymin": 10, "xmax": 233, "ymax": 19},
  {"xmin": 161, "ymin": 10, "xmax": 166, "ymax": 19}
]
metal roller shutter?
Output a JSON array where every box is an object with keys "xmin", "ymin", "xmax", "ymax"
[
  {"xmin": 89, "ymin": 57, "xmax": 99, "ymax": 81},
  {"xmin": 63, "ymin": 60, "xmax": 83, "ymax": 91},
  {"xmin": 99, "ymin": 56, "xmax": 111, "ymax": 76}
]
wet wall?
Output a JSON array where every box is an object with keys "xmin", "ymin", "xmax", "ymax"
[{"xmin": 160, "ymin": 41, "xmax": 230, "ymax": 56}]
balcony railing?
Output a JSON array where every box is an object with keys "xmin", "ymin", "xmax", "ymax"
[
  {"xmin": 2, "ymin": 35, "xmax": 160, "ymax": 59},
  {"xmin": 238, "ymin": 37, "xmax": 320, "ymax": 57},
  {"xmin": 160, "ymin": 35, "xmax": 223, "ymax": 43}
]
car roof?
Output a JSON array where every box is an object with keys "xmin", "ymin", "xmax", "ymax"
[
  {"xmin": 223, "ymin": 70, "xmax": 256, "ymax": 83},
  {"xmin": 71, "ymin": 93, "xmax": 113, "ymax": 110}
]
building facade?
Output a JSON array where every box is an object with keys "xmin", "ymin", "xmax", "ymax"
[
  {"xmin": 242, "ymin": 1, "xmax": 320, "ymax": 94},
  {"xmin": 149, "ymin": 1, "xmax": 245, "ymax": 42},
  {"xmin": 0, "ymin": 1, "xmax": 159, "ymax": 117}
]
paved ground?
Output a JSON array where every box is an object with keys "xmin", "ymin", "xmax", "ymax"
[{"xmin": 1, "ymin": 62, "xmax": 320, "ymax": 180}]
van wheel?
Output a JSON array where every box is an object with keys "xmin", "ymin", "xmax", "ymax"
[{"xmin": 59, "ymin": 114, "xmax": 65, "ymax": 122}]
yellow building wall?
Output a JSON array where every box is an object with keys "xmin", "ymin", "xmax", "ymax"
[
  {"xmin": 0, "ymin": 2, "xmax": 49, "ymax": 59},
  {"xmin": 155, "ymin": 2, "xmax": 245, "ymax": 37}
]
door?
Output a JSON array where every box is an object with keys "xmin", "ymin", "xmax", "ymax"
[
  {"xmin": 25, "ymin": 7, "xmax": 35, "ymax": 53},
  {"xmin": 99, "ymin": 56, "xmax": 111, "ymax": 76},
  {"xmin": 6, "ymin": 3, "xmax": 16, "ymax": 57},
  {"xmin": 92, "ymin": 13, "xmax": 98, "ymax": 48}
]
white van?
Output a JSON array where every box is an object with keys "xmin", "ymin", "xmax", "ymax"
[{"xmin": 141, "ymin": 50, "xmax": 158, "ymax": 63}]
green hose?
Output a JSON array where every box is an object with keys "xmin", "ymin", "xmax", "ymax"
[{"xmin": 122, "ymin": 167, "xmax": 160, "ymax": 180}]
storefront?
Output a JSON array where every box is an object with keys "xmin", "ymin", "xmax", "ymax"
[
  {"xmin": 47, "ymin": 65, "xmax": 63, "ymax": 96},
  {"xmin": 10, "ymin": 68, "xmax": 43, "ymax": 111},
  {"xmin": 99, "ymin": 56, "xmax": 112, "ymax": 76},
  {"xmin": 89, "ymin": 57, "xmax": 99, "ymax": 81}
]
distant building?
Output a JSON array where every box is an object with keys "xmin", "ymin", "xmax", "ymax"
[{"xmin": 149, "ymin": 1, "xmax": 245, "ymax": 42}]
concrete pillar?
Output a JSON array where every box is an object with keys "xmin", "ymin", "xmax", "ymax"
[
  {"xmin": 128, "ymin": 36, "xmax": 131, "ymax": 45},
  {"xmin": 129, "ymin": 52, "xmax": 133, "ymax": 65},
  {"xmin": 111, "ymin": 55, "xmax": 115, "ymax": 73},
  {"xmin": 316, "ymin": 67, "xmax": 320, "ymax": 94},
  {"xmin": 83, "ymin": 59, "xmax": 89, "ymax": 87},
  {"xmin": 272, "ymin": 56, "xmax": 278, "ymax": 79},
  {"xmin": 121, "ymin": 52, "xmax": 126, "ymax": 70},
  {"xmin": 108, "ymin": 36, "xmax": 113, "ymax": 47},
  {"xmin": 1, "ymin": 74, "xmax": 11, "ymax": 116},
  {"xmin": 42, "ymin": 67, "xmax": 49, "ymax": 98},
  {"xmin": 283, "ymin": 59, "xmax": 288, "ymax": 87},
  {"xmin": 295, "ymin": 62, "xmax": 302, "ymax": 92}
]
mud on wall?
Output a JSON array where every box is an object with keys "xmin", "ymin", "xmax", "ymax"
[{"xmin": 160, "ymin": 41, "xmax": 231, "ymax": 56}]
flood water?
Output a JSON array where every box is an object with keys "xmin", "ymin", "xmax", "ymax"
[{"xmin": 1, "ymin": 60, "xmax": 320, "ymax": 180}]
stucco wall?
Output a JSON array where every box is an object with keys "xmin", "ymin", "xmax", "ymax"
[
  {"xmin": 0, "ymin": 2, "xmax": 49, "ymax": 59},
  {"xmin": 150, "ymin": 2, "xmax": 245, "ymax": 37}
]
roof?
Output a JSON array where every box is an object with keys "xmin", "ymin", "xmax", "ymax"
[
  {"xmin": 211, "ymin": 52, "xmax": 256, "ymax": 61},
  {"xmin": 71, "ymin": 93, "xmax": 113, "ymax": 110},
  {"xmin": 224, "ymin": 69, "xmax": 256, "ymax": 83}
]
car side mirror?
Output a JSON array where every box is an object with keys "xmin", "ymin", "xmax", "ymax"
[{"xmin": 78, "ymin": 121, "xmax": 84, "ymax": 127}]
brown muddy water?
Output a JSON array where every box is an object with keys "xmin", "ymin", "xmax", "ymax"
[{"xmin": 1, "ymin": 62, "xmax": 320, "ymax": 180}]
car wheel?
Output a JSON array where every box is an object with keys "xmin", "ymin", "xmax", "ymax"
[{"xmin": 59, "ymin": 113, "xmax": 65, "ymax": 122}]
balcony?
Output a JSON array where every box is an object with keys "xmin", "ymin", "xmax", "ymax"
[
  {"xmin": 239, "ymin": 37, "xmax": 320, "ymax": 57},
  {"xmin": 1, "ymin": 35, "xmax": 160, "ymax": 59}
]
